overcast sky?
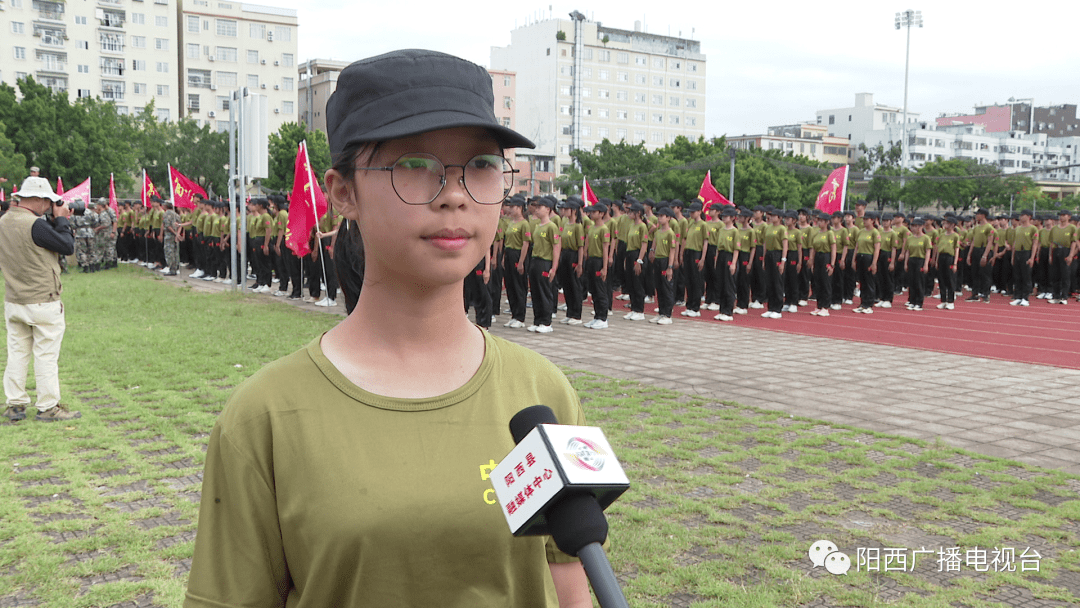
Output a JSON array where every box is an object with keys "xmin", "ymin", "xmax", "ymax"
[{"xmin": 289, "ymin": 0, "xmax": 1079, "ymax": 139}]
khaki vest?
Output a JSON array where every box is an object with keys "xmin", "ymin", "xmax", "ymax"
[{"xmin": 0, "ymin": 208, "xmax": 64, "ymax": 304}]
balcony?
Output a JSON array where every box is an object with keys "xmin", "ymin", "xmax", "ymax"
[{"xmin": 38, "ymin": 61, "xmax": 65, "ymax": 73}]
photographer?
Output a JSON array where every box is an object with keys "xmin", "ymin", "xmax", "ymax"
[{"xmin": 0, "ymin": 177, "xmax": 81, "ymax": 422}]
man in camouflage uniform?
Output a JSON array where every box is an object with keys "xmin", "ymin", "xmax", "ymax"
[
  {"xmin": 161, "ymin": 201, "xmax": 181, "ymax": 276},
  {"xmin": 92, "ymin": 199, "xmax": 112, "ymax": 272},
  {"xmin": 72, "ymin": 199, "xmax": 97, "ymax": 272},
  {"xmin": 100, "ymin": 198, "xmax": 118, "ymax": 268}
]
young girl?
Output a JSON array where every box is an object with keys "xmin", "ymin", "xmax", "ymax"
[
  {"xmin": 185, "ymin": 49, "xmax": 591, "ymax": 608},
  {"xmin": 557, "ymin": 199, "xmax": 586, "ymax": 325}
]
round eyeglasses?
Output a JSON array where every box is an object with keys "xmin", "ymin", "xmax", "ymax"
[{"xmin": 356, "ymin": 153, "xmax": 517, "ymax": 205}]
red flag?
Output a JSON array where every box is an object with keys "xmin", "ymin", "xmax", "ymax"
[
  {"xmin": 815, "ymin": 166, "xmax": 848, "ymax": 214},
  {"xmin": 60, "ymin": 177, "xmax": 91, "ymax": 205},
  {"xmin": 56, "ymin": 176, "xmax": 64, "ymax": 195},
  {"xmin": 142, "ymin": 171, "xmax": 159, "ymax": 208},
  {"xmin": 582, "ymin": 177, "xmax": 599, "ymax": 205},
  {"xmin": 169, "ymin": 165, "xmax": 207, "ymax": 210},
  {"xmin": 108, "ymin": 173, "xmax": 118, "ymax": 216},
  {"xmin": 697, "ymin": 170, "xmax": 732, "ymax": 213},
  {"xmin": 286, "ymin": 141, "xmax": 328, "ymax": 257},
  {"xmin": 0, "ymin": 188, "xmax": 5, "ymax": 203}
]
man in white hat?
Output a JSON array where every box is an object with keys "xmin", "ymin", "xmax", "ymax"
[{"xmin": 0, "ymin": 176, "xmax": 81, "ymax": 422}]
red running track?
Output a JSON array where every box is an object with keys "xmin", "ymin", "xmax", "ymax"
[{"xmin": 597, "ymin": 291, "xmax": 1080, "ymax": 370}]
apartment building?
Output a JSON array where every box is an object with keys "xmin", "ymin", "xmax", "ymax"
[
  {"xmin": 178, "ymin": 0, "xmax": 298, "ymax": 134},
  {"xmin": 491, "ymin": 14, "xmax": 706, "ymax": 178},
  {"xmin": 938, "ymin": 102, "xmax": 1080, "ymax": 138},
  {"xmin": 728, "ymin": 123, "xmax": 850, "ymax": 167}
]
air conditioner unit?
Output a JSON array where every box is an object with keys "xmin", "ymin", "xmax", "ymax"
[
  {"xmin": 273, "ymin": 60, "xmax": 279, "ymax": 66},
  {"xmin": 273, "ymin": 85, "xmax": 279, "ymax": 90},
  {"xmin": 260, "ymin": 59, "xmax": 266, "ymax": 65},
  {"xmin": 210, "ymin": 84, "xmax": 217, "ymax": 90},
  {"xmin": 260, "ymin": 84, "xmax": 266, "ymax": 89},
  {"xmin": 267, "ymin": 31, "xmax": 273, "ymax": 42},
  {"xmin": 208, "ymin": 56, "xmax": 215, "ymax": 62},
  {"xmin": 208, "ymin": 111, "xmax": 216, "ymax": 118},
  {"xmin": 273, "ymin": 108, "xmax": 279, "ymax": 113}
]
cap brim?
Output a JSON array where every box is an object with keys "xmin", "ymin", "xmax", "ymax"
[
  {"xmin": 338, "ymin": 109, "xmax": 534, "ymax": 151},
  {"xmin": 14, "ymin": 190, "xmax": 61, "ymax": 202}
]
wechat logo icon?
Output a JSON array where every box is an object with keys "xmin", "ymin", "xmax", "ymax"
[{"xmin": 809, "ymin": 539, "xmax": 851, "ymax": 575}]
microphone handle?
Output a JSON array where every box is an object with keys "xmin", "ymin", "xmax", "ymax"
[{"xmin": 577, "ymin": 542, "xmax": 630, "ymax": 608}]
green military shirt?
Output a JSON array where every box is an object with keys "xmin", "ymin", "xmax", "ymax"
[
  {"xmin": 616, "ymin": 214, "xmax": 633, "ymax": 243},
  {"xmin": 676, "ymin": 217, "xmax": 689, "ymax": 242},
  {"xmin": 529, "ymin": 221, "xmax": 560, "ymax": 261},
  {"xmin": 936, "ymin": 231, "xmax": 961, "ymax": 255},
  {"xmin": 905, "ymin": 234, "xmax": 932, "ymax": 259},
  {"xmin": 586, "ymin": 222, "xmax": 610, "ymax": 259},
  {"xmin": 653, "ymin": 227, "xmax": 676, "ymax": 259},
  {"xmin": 763, "ymin": 225, "xmax": 787, "ymax": 252},
  {"xmin": 1012, "ymin": 225, "xmax": 1037, "ymax": 251},
  {"xmin": 971, "ymin": 223, "xmax": 993, "ymax": 248},
  {"xmin": 625, "ymin": 221, "xmax": 648, "ymax": 253},
  {"xmin": 1050, "ymin": 225, "xmax": 1078, "ymax": 247},
  {"xmin": 503, "ymin": 220, "xmax": 530, "ymax": 250},
  {"xmin": 802, "ymin": 226, "xmax": 818, "ymax": 251},
  {"xmin": 714, "ymin": 226, "xmax": 740, "ymax": 254},
  {"xmin": 151, "ymin": 209, "xmax": 164, "ymax": 230},
  {"xmin": 832, "ymin": 226, "xmax": 849, "ymax": 250},
  {"xmin": 706, "ymin": 221, "xmax": 721, "ymax": 247},
  {"xmin": 560, "ymin": 221, "xmax": 584, "ymax": 252},
  {"xmin": 811, "ymin": 229, "xmax": 836, "ymax": 254},
  {"xmin": 855, "ymin": 228, "xmax": 881, "ymax": 255},
  {"xmin": 683, "ymin": 219, "xmax": 708, "ymax": 252},
  {"xmin": 845, "ymin": 225, "xmax": 860, "ymax": 248}
]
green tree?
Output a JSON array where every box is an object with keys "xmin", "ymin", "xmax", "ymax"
[
  {"xmin": 171, "ymin": 118, "xmax": 228, "ymax": 195},
  {"xmin": 0, "ymin": 123, "xmax": 28, "ymax": 197},
  {"xmin": 854, "ymin": 143, "xmax": 903, "ymax": 209},
  {"xmin": 565, "ymin": 139, "xmax": 655, "ymax": 200},
  {"xmin": 264, "ymin": 123, "xmax": 331, "ymax": 193}
]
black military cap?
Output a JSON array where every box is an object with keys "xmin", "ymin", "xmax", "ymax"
[
  {"xmin": 882, "ymin": 213, "xmax": 894, "ymax": 222},
  {"xmin": 911, "ymin": 218, "xmax": 925, "ymax": 226},
  {"xmin": 656, "ymin": 207, "xmax": 675, "ymax": 218},
  {"xmin": 687, "ymin": 201, "xmax": 703, "ymax": 212},
  {"xmin": 975, "ymin": 208, "xmax": 990, "ymax": 216},
  {"xmin": 1059, "ymin": 209, "xmax": 1073, "ymax": 216},
  {"xmin": 720, "ymin": 207, "xmax": 737, "ymax": 217},
  {"xmin": 1019, "ymin": 209, "xmax": 1033, "ymax": 217},
  {"xmin": 326, "ymin": 49, "xmax": 534, "ymax": 156},
  {"xmin": 587, "ymin": 203, "xmax": 608, "ymax": 214},
  {"xmin": 943, "ymin": 215, "xmax": 959, "ymax": 224}
]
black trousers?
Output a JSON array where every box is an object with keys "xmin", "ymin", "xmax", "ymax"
[
  {"xmin": 683, "ymin": 249, "xmax": 704, "ymax": 311},
  {"xmin": 281, "ymin": 244, "xmax": 302, "ymax": 296},
  {"xmin": 557, "ymin": 249, "xmax": 583, "ymax": 320},
  {"xmin": 1035, "ymin": 249, "xmax": 1050, "ymax": 294},
  {"xmin": 799, "ymin": 248, "xmax": 812, "ymax": 301},
  {"xmin": 1052, "ymin": 247, "xmax": 1072, "ymax": 300},
  {"xmin": 464, "ymin": 259, "xmax": 491, "ymax": 328},
  {"xmin": 908, "ymin": 258, "xmax": 926, "ymax": 307},
  {"xmin": 529, "ymin": 258, "xmax": 555, "ymax": 326},
  {"xmin": 751, "ymin": 245, "xmax": 766, "ymax": 304},
  {"xmin": 1013, "ymin": 250, "xmax": 1033, "ymax": 301},
  {"xmin": 584, "ymin": 256, "xmax": 609, "ymax": 321},
  {"xmin": 970, "ymin": 247, "xmax": 992, "ymax": 297},
  {"xmin": 783, "ymin": 257, "xmax": 799, "ymax": 307},
  {"xmin": 716, "ymin": 250, "xmax": 736, "ymax": 315},
  {"xmin": 642, "ymin": 246, "xmax": 655, "ymax": 299},
  {"xmin": 252, "ymin": 236, "xmax": 272, "ymax": 287},
  {"xmin": 831, "ymin": 253, "xmax": 844, "ymax": 305},
  {"xmin": 307, "ymin": 238, "xmax": 338, "ymax": 300},
  {"xmin": 654, "ymin": 258, "xmax": 673, "ymax": 317},
  {"xmin": 612, "ymin": 241, "xmax": 628, "ymax": 290},
  {"xmin": 937, "ymin": 253, "xmax": 956, "ymax": 303},
  {"xmin": 763, "ymin": 250, "xmax": 784, "ymax": 312},
  {"xmin": 489, "ymin": 247, "xmax": 503, "ymax": 315},
  {"xmin": 504, "ymin": 248, "xmax": 526, "ymax": 322},
  {"xmin": 735, "ymin": 251, "xmax": 751, "ymax": 310},
  {"xmin": 812, "ymin": 252, "xmax": 832, "ymax": 310},
  {"xmin": 703, "ymin": 245, "xmax": 718, "ymax": 305},
  {"xmin": 856, "ymin": 253, "xmax": 877, "ymax": 308},
  {"xmin": 843, "ymin": 250, "xmax": 857, "ymax": 300},
  {"xmin": 624, "ymin": 255, "xmax": 645, "ymax": 313},
  {"xmin": 877, "ymin": 255, "xmax": 894, "ymax": 303}
]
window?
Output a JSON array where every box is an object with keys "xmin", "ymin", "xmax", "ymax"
[
  {"xmin": 635, "ymin": 111, "xmax": 645, "ymax": 121},
  {"xmin": 188, "ymin": 15, "xmax": 200, "ymax": 33},
  {"xmin": 634, "ymin": 130, "xmax": 645, "ymax": 141},
  {"xmin": 216, "ymin": 47, "xmax": 237, "ymax": 62},
  {"xmin": 100, "ymin": 33, "xmax": 124, "ymax": 53},
  {"xmin": 581, "ymin": 126, "xmax": 590, "ymax": 136},
  {"xmin": 78, "ymin": 65, "xmax": 89, "ymax": 73},
  {"xmin": 616, "ymin": 128, "xmax": 627, "ymax": 139},
  {"xmin": 186, "ymin": 43, "xmax": 200, "ymax": 59},
  {"xmin": 653, "ymin": 58, "xmax": 664, "ymax": 68},
  {"xmin": 274, "ymin": 26, "xmax": 291, "ymax": 42},
  {"xmin": 828, "ymin": 115, "xmax": 835, "ymax": 125},
  {"xmin": 653, "ymin": 76, "xmax": 663, "ymax": 86},
  {"xmin": 651, "ymin": 132, "xmax": 663, "ymax": 143},
  {"xmin": 616, "ymin": 71, "xmax": 628, "ymax": 82},
  {"xmin": 686, "ymin": 80, "xmax": 697, "ymax": 91},
  {"xmin": 581, "ymin": 87, "xmax": 590, "ymax": 98},
  {"xmin": 216, "ymin": 71, "xmax": 237, "ymax": 87},
  {"xmin": 247, "ymin": 50, "xmax": 259, "ymax": 63},
  {"xmin": 503, "ymin": 76, "xmax": 511, "ymax": 86},
  {"xmin": 130, "ymin": 59, "xmax": 146, "ymax": 71},
  {"xmin": 115, "ymin": 106, "xmax": 128, "ymax": 116},
  {"xmin": 599, "ymin": 69, "xmax": 609, "ymax": 80},
  {"xmin": 582, "ymin": 67, "xmax": 591, "ymax": 77},
  {"xmin": 635, "ymin": 93, "xmax": 646, "ymax": 103},
  {"xmin": 686, "ymin": 99, "xmax": 697, "ymax": 109},
  {"xmin": 580, "ymin": 48, "xmax": 592, "ymax": 61},
  {"xmin": 250, "ymin": 23, "xmax": 266, "ymax": 38},
  {"xmin": 77, "ymin": 41, "xmax": 89, "ymax": 50},
  {"xmin": 75, "ymin": 16, "xmax": 87, "ymax": 25},
  {"xmin": 635, "ymin": 56, "xmax": 646, "ymax": 66},
  {"xmin": 561, "ymin": 125, "xmax": 571, "ymax": 135},
  {"xmin": 217, "ymin": 96, "xmax": 230, "ymax": 111},
  {"xmin": 598, "ymin": 50, "xmax": 610, "ymax": 62},
  {"xmin": 598, "ymin": 89, "xmax": 609, "ymax": 99},
  {"xmin": 247, "ymin": 74, "xmax": 258, "ymax": 88},
  {"xmin": 156, "ymin": 84, "xmax": 168, "ymax": 96},
  {"xmin": 282, "ymin": 53, "xmax": 294, "ymax": 67},
  {"xmin": 11, "ymin": 22, "xmax": 25, "ymax": 34},
  {"xmin": 131, "ymin": 13, "xmax": 146, "ymax": 25},
  {"xmin": 14, "ymin": 47, "xmax": 27, "ymax": 60},
  {"xmin": 155, "ymin": 38, "xmax": 168, "ymax": 51},
  {"xmin": 132, "ymin": 36, "xmax": 146, "ymax": 49},
  {"xmin": 156, "ymin": 108, "xmax": 170, "ymax": 122},
  {"xmin": 669, "ymin": 78, "xmax": 680, "ymax": 88},
  {"xmin": 616, "ymin": 91, "xmax": 627, "ymax": 101},
  {"xmin": 216, "ymin": 19, "xmax": 236, "ymax": 36},
  {"xmin": 616, "ymin": 110, "xmax": 627, "ymax": 120},
  {"xmin": 560, "ymin": 146, "xmax": 569, "ymax": 155},
  {"xmin": 133, "ymin": 82, "xmax": 146, "ymax": 94},
  {"xmin": 670, "ymin": 96, "xmax": 680, "ymax": 107},
  {"xmin": 155, "ymin": 16, "xmax": 168, "ymax": 27},
  {"xmin": 560, "ymin": 85, "xmax": 571, "ymax": 96},
  {"xmin": 848, "ymin": 115, "xmax": 852, "ymax": 121},
  {"xmin": 616, "ymin": 52, "xmax": 628, "ymax": 64},
  {"xmin": 156, "ymin": 62, "xmax": 168, "ymax": 73},
  {"xmin": 282, "ymin": 101, "xmax": 294, "ymax": 114},
  {"xmin": 559, "ymin": 65, "xmax": 572, "ymax": 76},
  {"xmin": 282, "ymin": 77, "xmax": 293, "ymax": 91},
  {"xmin": 652, "ymin": 94, "xmax": 662, "ymax": 105},
  {"xmin": 652, "ymin": 113, "xmax": 663, "ymax": 124},
  {"xmin": 669, "ymin": 115, "xmax": 680, "ymax": 125},
  {"xmin": 501, "ymin": 117, "xmax": 511, "ymax": 128},
  {"xmin": 598, "ymin": 108, "xmax": 609, "ymax": 118},
  {"xmin": 101, "ymin": 80, "xmax": 125, "ymax": 101},
  {"xmin": 77, "ymin": 89, "xmax": 91, "ymax": 99},
  {"xmin": 503, "ymin": 96, "xmax": 511, "ymax": 108},
  {"xmin": 670, "ymin": 60, "xmax": 681, "ymax": 70},
  {"xmin": 598, "ymin": 127, "xmax": 609, "ymax": 138},
  {"xmin": 635, "ymin": 74, "xmax": 646, "ymax": 85},
  {"xmin": 688, "ymin": 62, "xmax": 698, "ymax": 72},
  {"xmin": 560, "ymin": 106, "xmax": 570, "ymax": 116}
]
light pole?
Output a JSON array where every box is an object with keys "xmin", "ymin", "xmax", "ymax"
[{"xmin": 895, "ymin": 9, "xmax": 922, "ymax": 213}]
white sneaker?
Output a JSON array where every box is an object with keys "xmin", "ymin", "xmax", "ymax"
[
  {"xmin": 769, "ymin": 311, "xmax": 782, "ymax": 319},
  {"xmin": 749, "ymin": 301, "xmax": 764, "ymax": 309},
  {"xmin": 937, "ymin": 303, "xmax": 946, "ymax": 309},
  {"xmin": 272, "ymin": 278, "xmax": 280, "ymax": 284},
  {"xmin": 873, "ymin": 302, "xmax": 883, "ymax": 308},
  {"xmin": 1009, "ymin": 299, "xmax": 1021, "ymax": 306},
  {"xmin": 650, "ymin": 316, "xmax": 661, "ymax": 323},
  {"xmin": 707, "ymin": 303, "xmax": 720, "ymax": 311},
  {"xmin": 863, "ymin": 307, "xmax": 874, "ymax": 314},
  {"xmin": 816, "ymin": 309, "xmax": 830, "ymax": 317},
  {"xmin": 535, "ymin": 325, "xmax": 554, "ymax": 333},
  {"xmin": 304, "ymin": 296, "xmax": 317, "ymax": 303},
  {"xmin": 880, "ymin": 301, "xmax": 892, "ymax": 308},
  {"xmin": 629, "ymin": 312, "xmax": 646, "ymax": 321},
  {"xmin": 588, "ymin": 320, "xmax": 609, "ymax": 329},
  {"xmin": 843, "ymin": 299, "xmax": 854, "ymax": 305},
  {"xmin": 675, "ymin": 300, "xmax": 686, "ymax": 307},
  {"xmin": 247, "ymin": 274, "xmax": 256, "ymax": 280},
  {"xmin": 526, "ymin": 325, "xmax": 539, "ymax": 332},
  {"xmin": 560, "ymin": 317, "xmax": 572, "ymax": 324},
  {"xmin": 716, "ymin": 314, "xmax": 733, "ymax": 322},
  {"xmin": 798, "ymin": 300, "xmax": 809, "ymax": 307},
  {"xmin": 644, "ymin": 296, "xmax": 654, "ymax": 304},
  {"xmin": 566, "ymin": 318, "xmax": 583, "ymax": 326},
  {"xmin": 320, "ymin": 282, "xmax": 327, "ymax": 291},
  {"xmin": 656, "ymin": 316, "xmax": 673, "ymax": 325},
  {"xmin": 684, "ymin": 310, "xmax": 701, "ymax": 317},
  {"xmin": 830, "ymin": 304, "xmax": 842, "ymax": 311},
  {"xmin": 733, "ymin": 308, "xmax": 747, "ymax": 315},
  {"xmin": 558, "ymin": 303, "xmax": 568, "ymax": 311},
  {"xmin": 202, "ymin": 275, "xmax": 216, "ymax": 281},
  {"xmin": 583, "ymin": 319, "xmax": 597, "ymax": 328},
  {"xmin": 273, "ymin": 290, "xmax": 286, "ymax": 297},
  {"xmin": 1049, "ymin": 299, "xmax": 1060, "ymax": 304},
  {"xmin": 945, "ymin": 303, "xmax": 954, "ymax": 310},
  {"xmin": 315, "ymin": 298, "xmax": 337, "ymax": 307},
  {"xmin": 215, "ymin": 277, "xmax": 228, "ymax": 283},
  {"xmin": 853, "ymin": 307, "xmax": 865, "ymax": 313},
  {"xmin": 991, "ymin": 286, "xmax": 999, "ymax": 293},
  {"xmin": 260, "ymin": 286, "xmax": 273, "ymax": 294},
  {"xmin": 761, "ymin": 311, "xmax": 773, "ymax": 318},
  {"xmin": 931, "ymin": 293, "xmax": 941, "ymax": 299},
  {"xmin": 508, "ymin": 319, "xmax": 526, "ymax": 328},
  {"xmin": 616, "ymin": 294, "xmax": 630, "ymax": 301},
  {"xmin": 1060, "ymin": 299, "xmax": 1068, "ymax": 306},
  {"xmin": 911, "ymin": 305, "xmax": 922, "ymax": 311},
  {"xmin": 788, "ymin": 306, "xmax": 797, "ymax": 313},
  {"xmin": 680, "ymin": 310, "xmax": 691, "ymax": 317},
  {"xmin": 854, "ymin": 288, "xmax": 861, "ymax": 297},
  {"xmin": 1019, "ymin": 300, "xmax": 1029, "ymax": 307},
  {"xmin": 810, "ymin": 309, "xmax": 820, "ymax": 316},
  {"xmin": 624, "ymin": 312, "xmax": 635, "ymax": 320},
  {"xmin": 491, "ymin": 316, "xmax": 499, "ymax": 324}
]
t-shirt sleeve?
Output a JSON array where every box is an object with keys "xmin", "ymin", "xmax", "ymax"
[{"xmin": 185, "ymin": 414, "xmax": 291, "ymax": 608}]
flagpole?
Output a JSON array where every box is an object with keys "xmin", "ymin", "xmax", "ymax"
[
  {"xmin": 168, "ymin": 164, "xmax": 175, "ymax": 205},
  {"xmin": 303, "ymin": 140, "xmax": 331, "ymax": 302}
]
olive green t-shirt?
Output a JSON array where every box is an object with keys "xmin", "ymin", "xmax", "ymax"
[
  {"xmin": 714, "ymin": 226, "xmax": 740, "ymax": 254},
  {"xmin": 151, "ymin": 209, "xmax": 164, "ymax": 229},
  {"xmin": 1050, "ymin": 225, "xmax": 1078, "ymax": 247},
  {"xmin": 880, "ymin": 230, "xmax": 896, "ymax": 252},
  {"xmin": 906, "ymin": 234, "xmax": 932, "ymax": 259},
  {"xmin": 185, "ymin": 333, "xmax": 585, "ymax": 608},
  {"xmin": 1039, "ymin": 226, "xmax": 1053, "ymax": 248},
  {"xmin": 785, "ymin": 227, "xmax": 802, "ymax": 252},
  {"xmin": 560, "ymin": 221, "xmax": 585, "ymax": 252},
  {"xmin": 683, "ymin": 219, "xmax": 707, "ymax": 252},
  {"xmin": 586, "ymin": 222, "xmax": 610, "ymax": 259},
  {"xmin": 832, "ymin": 226, "xmax": 849, "ymax": 250},
  {"xmin": 811, "ymin": 229, "xmax": 836, "ymax": 254},
  {"xmin": 845, "ymin": 225, "xmax": 860, "ymax": 248},
  {"xmin": 855, "ymin": 228, "xmax": 881, "ymax": 255},
  {"xmin": 1012, "ymin": 225, "xmax": 1037, "ymax": 251},
  {"xmin": 737, "ymin": 226, "xmax": 755, "ymax": 253},
  {"xmin": 653, "ymin": 227, "xmax": 676, "ymax": 259},
  {"xmin": 529, "ymin": 221, "xmax": 560, "ymax": 261},
  {"xmin": 626, "ymin": 221, "xmax": 648, "ymax": 253},
  {"xmin": 616, "ymin": 214, "xmax": 633, "ymax": 243},
  {"xmin": 936, "ymin": 231, "xmax": 961, "ymax": 255},
  {"xmin": 763, "ymin": 225, "xmax": 787, "ymax": 252},
  {"xmin": 503, "ymin": 219, "xmax": 529, "ymax": 250}
]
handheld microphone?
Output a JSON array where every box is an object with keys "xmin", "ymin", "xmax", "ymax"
[{"xmin": 492, "ymin": 405, "xmax": 631, "ymax": 608}]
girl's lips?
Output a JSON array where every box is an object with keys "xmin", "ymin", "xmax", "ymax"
[{"xmin": 423, "ymin": 230, "xmax": 472, "ymax": 251}]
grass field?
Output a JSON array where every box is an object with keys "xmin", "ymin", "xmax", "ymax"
[{"xmin": 1, "ymin": 266, "xmax": 1078, "ymax": 608}]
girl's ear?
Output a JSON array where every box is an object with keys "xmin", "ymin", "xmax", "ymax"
[{"xmin": 325, "ymin": 169, "xmax": 359, "ymax": 221}]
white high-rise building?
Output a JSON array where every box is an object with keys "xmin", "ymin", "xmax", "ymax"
[{"xmin": 491, "ymin": 14, "xmax": 706, "ymax": 178}]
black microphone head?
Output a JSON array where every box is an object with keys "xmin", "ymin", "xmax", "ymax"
[
  {"xmin": 509, "ymin": 405, "xmax": 558, "ymax": 444},
  {"xmin": 546, "ymin": 492, "xmax": 608, "ymax": 556}
]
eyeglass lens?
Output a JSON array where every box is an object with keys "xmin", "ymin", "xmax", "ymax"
[{"xmin": 390, "ymin": 153, "xmax": 512, "ymax": 205}]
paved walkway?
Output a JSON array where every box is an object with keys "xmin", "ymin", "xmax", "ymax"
[{"xmin": 158, "ymin": 268, "xmax": 1080, "ymax": 475}]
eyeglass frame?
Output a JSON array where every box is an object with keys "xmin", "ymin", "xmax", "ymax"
[{"xmin": 353, "ymin": 152, "xmax": 520, "ymax": 205}]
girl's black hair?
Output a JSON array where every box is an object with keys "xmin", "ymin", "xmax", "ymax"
[{"xmin": 333, "ymin": 219, "xmax": 365, "ymax": 315}]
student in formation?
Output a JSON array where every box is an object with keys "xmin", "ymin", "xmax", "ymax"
[
  {"xmin": 874, "ymin": 213, "xmax": 896, "ymax": 309},
  {"xmin": 622, "ymin": 203, "xmax": 649, "ymax": 321},
  {"xmin": 501, "ymin": 195, "xmax": 530, "ymax": 328},
  {"xmin": 648, "ymin": 206, "xmax": 677, "ymax": 325},
  {"xmin": 760, "ymin": 209, "xmax": 788, "ymax": 319},
  {"xmin": 902, "ymin": 217, "xmax": 932, "ymax": 311},
  {"xmin": 1048, "ymin": 209, "xmax": 1077, "ymax": 304},
  {"xmin": 583, "ymin": 202, "xmax": 611, "ymax": 329},
  {"xmin": 679, "ymin": 201, "xmax": 708, "ymax": 317},
  {"xmin": 733, "ymin": 208, "xmax": 756, "ymax": 315},
  {"xmin": 712, "ymin": 207, "xmax": 741, "ymax": 321},
  {"xmin": 556, "ymin": 199, "xmax": 586, "ymax": 326},
  {"xmin": 934, "ymin": 216, "xmax": 961, "ymax": 310},
  {"xmin": 808, "ymin": 211, "xmax": 837, "ymax": 317},
  {"xmin": 852, "ymin": 212, "xmax": 881, "ymax": 314},
  {"xmin": 781, "ymin": 211, "xmax": 802, "ymax": 313},
  {"xmin": 1009, "ymin": 209, "xmax": 1039, "ymax": 307},
  {"xmin": 525, "ymin": 197, "xmax": 560, "ymax": 333}
]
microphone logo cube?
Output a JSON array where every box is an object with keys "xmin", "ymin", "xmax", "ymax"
[{"xmin": 564, "ymin": 436, "xmax": 607, "ymax": 472}]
